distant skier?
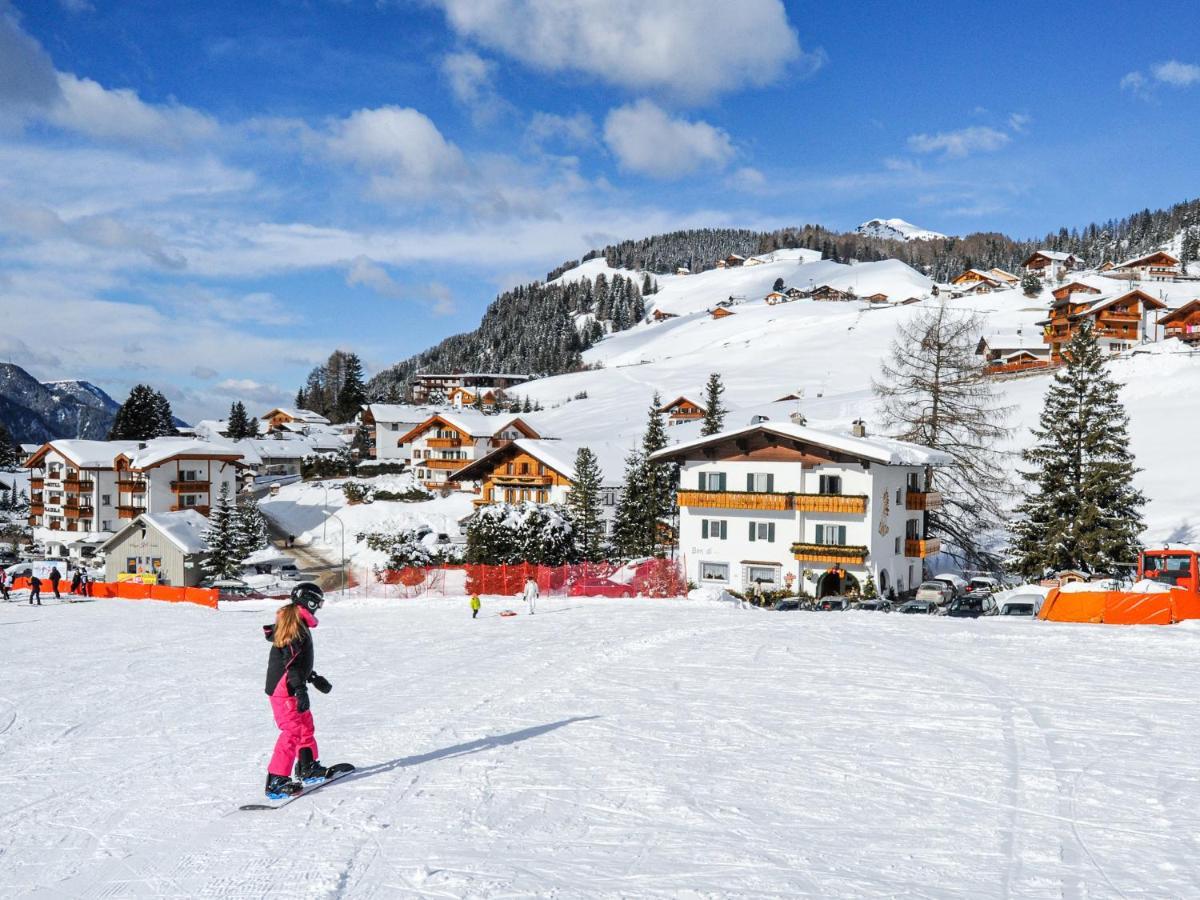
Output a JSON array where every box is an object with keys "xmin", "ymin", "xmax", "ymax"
[
  {"xmin": 262, "ymin": 582, "xmax": 334, "ymax": 799},
  {"xmin": 0, "ymin": 567, "xmax": 8, "ymax": 601},
  {"xmin": 48, "ymin": 566, "xmax": 61, "ymax": 599},
  {"xmin": 470, "ymin": 594, "xmax": 481, "ymax": 619},
  {"xmin": 70, "ymin": 569, "xmax": 83, "ymax": 595},
  {"xmin": 29, "ymin": 575, "xmax": 41, "ymax": 605},
  {"xmin": 523, "ymin": 576, "xmax": 538, "ymax": 615}
]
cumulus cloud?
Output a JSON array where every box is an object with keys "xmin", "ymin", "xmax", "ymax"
[
  {"xmin": 430, "ymin": 0, "xmax": 814, "ymax": 102},
  {"xmin": 440, "ymin": 49, "xmax": 508, "ymax": 124},
  {"xmin": 0, "ymin": 201, "xmax": 187, "ymax": 269},
  {"xmin": 326, "ymin": 106, "xmax": 465, "ymax": 197},
  {"xmin": 46, "ymin": 72, "xmax": 218, "ymax": 144},
  {"xmin": 907, "ymin": 125, "xmax": 1010, "ymax": 159},
  {"xmin": 1122, "ymin": 60, "xmax": 1200, "ymax": 97},
  {"xmin": 603, "ymin": 100, "xmax": 734, "ymax": 178},
  {"xmin": 0, "ymin": 6, "xmax": 62, "ymax": 110},
  {"xmin": 346, "ymin": 255, "xmax": 455, "ymax": 315},
  {"xmin": 525, "ymin": 111, "xmax": 595, "ymax": 150}
]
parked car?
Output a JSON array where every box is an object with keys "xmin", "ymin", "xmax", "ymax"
[
  {"xmin": 967, "ymin": 576, "xmax": 1000, "ymax": 595},
  {"xmin": 276, "ymin": 563, "xmax": 304, "ymax": 580},
  {"xmin": 567, "ymin": 577, "xmax": 635, "ymax": 598},
  {"xmin": 856, "ymin": 599, "xmax": 892, "ymax": 612},
  {"xmin": 897, "ymin": 599, "xmax": 938, "ymax": 615},
  {"xmin": 945, "ymin": 595, "xmax": 998, "ymax": 618},
  {"xmin": 775, "ymin": 595, "xmax": 803, "ymax": 611},
  {"xmin": 814, "ymin": 596, "xmax": 851, "ymax": 611},
  {"xmin": 999, "ymin": 593, "xmax": 1043, "ymax": 617},
  {"xmin": 210, "ymin": 580, "xmax": 269, "ymax": 601},
  {"xmin": 931, "ymin": 573, "xmax": 967, "ymax": 598},
  {"xmin": 915, "ymin": 581, "xmax": 954, "ymax": 606}
]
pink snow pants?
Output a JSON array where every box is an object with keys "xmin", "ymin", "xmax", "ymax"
[{"xmin": 267, "ymin": 677, "xmax": 318, "ymax": 777}]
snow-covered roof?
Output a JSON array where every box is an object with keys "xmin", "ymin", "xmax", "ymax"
[
  {"xmin": 979, "ymin": 332, "xmax": 1045, "ymax": 352},
  {"xmin": 446, "ymin": 438, "xmax": 633, "ymax": 486},
  {"xmin": 436, "ymin": 410, "xmax": 534, "ymax": 439},
  {"xmin": 366, "ymin": 403, "xmax": 439, "ymax": 424},
  {"xmin": 101, "ymin": 509, "xmax": 210, "ymax": 555},
  {"xmin": 412, "ymin": 372, "xmax": 531, "ymax": 381},
  {"xmin": 648, "ymin": 421, "xmax": 952, "ymax": 467},
  {"xmin": 126, "ymin": 438, "xmax": 244, "ymax": 470},
  {"xmin": 261, "ymin": 407, "xmax": 330, "ymax": 424},
  {"xmin": 30, "ymin": 439, "xmax": 141, "ymax": 469},
  {"xmin": 1030, "ymin": 250, "xmax": 1074, "ymax": 261},
  {"xmin": 1113, "ymin": 250, "xmax": 1180, "ymax": 269}
]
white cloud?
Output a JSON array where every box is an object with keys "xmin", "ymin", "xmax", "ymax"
[
  {"xmin": 1120, "ymin": 70, "xmax": 1149, "ymax": 94},
  {"xmin": 1007, "ymin": 112, "xmax": 1031, "ymax": 132},
  {"xmin": 441, "ymin": 49, "xmax": 504, "ymax": 124},
  {"xmin": 346, "ymin": 255, "xmax": 455, "ymax": 315},
  {"xmin": 728, "ymin": 166, "xmax": 767, "ymax": 192},
  {"xmin": 0, "ymin": 201, "xmax": 187, "ymax": 269},
  {"xmin": 46, "ymin": 72, "xmax": 218, "ymax": 144},
  {"xmin": 603, "ymin": 100, "xmax": 734, "ymax": 178},
  {"xmin": 430, "ymin": 0, "xmax": 814, "ymax": 102},
  {"xmin": 1151, "ymin": 59, "xmax": 1200, "ymax": 86},
  {"xmin": 326, "ymin": 106, "xmax": 465, "ymax": 196},
  {"xmin": 0, "ymin": 6, "xmax": 62, "ymax": 110},
  {"xmin": 525, "ymin": 111, "xmax": 595, "ymax": 150},
  {"xmin": 907, "ymin": 125, "xmax": 1010, "ymax": 159}
]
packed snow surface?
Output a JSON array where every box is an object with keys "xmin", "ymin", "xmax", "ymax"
[{"xmin": 4, "ymin": 595, "xmax": 1200, "ymax": 897}]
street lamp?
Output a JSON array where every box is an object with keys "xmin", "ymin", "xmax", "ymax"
[
  {"xmin": 326, "ymin": 512, "xmax": 346, "ymax": 594},
  {"xmin": 321, "ymin": 482, "xmax": 334, "ymax": 542}
]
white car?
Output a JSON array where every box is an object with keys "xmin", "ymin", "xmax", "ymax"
[{"xmin": 915, "ymin": 580, "xmax": 955, "ymax": 606}]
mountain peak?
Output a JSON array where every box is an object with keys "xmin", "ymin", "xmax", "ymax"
[{"xmin": 855, "ymin": 218, "xmax": 947, "ymax": 242}]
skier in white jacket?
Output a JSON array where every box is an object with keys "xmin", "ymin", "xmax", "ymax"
[{"xmin": 523, "ymin": 576, "xmax": 539, "ymax": 615}]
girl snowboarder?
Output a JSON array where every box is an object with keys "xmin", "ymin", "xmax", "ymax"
[{"xmin": 262, "ymin": 582, "xmax": 334, "ymax": 798}]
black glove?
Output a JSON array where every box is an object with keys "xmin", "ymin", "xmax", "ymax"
[
  {"xmin": 309, "ymin": 672, "xmax": 332, "ymax": 694},
  {"xmin": 262, "ymin": 625, "xmax": 275, "ymax": 642},
  {"xmin": 294, "ymin": 685, "xmax": 310, "ymax": 713}
]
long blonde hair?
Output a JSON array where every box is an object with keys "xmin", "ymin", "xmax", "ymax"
[{"xmin": 273, "ymin": 604, "xmax": 307, "ymax": 648}]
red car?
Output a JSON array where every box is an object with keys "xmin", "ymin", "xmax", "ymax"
[{"xmin": 568, "ymin": 578, "xmax": 635, "ymax": 598}]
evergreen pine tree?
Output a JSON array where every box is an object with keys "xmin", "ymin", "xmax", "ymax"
[
  {"xmin": 773, "ymin": 277, "xmax": 785, "ymax": 292},
  {"xmin": 1009, "ymin": 323, "xmax": 1146, "ymax": 577},
  {"xmin": 640, "ymin": 392, "xmax": 676, "ymax": 555},
  {"xmin": 567, "ymin": 447, "xmax": 605, "ymax": 562},
  {"xmin": 700, "ymin": 373, "xmax": 727, "ymax": 436},
  {"xmin": 109, "ymin": 385, "xmax": 177, "ymax": 440},
  {"xmin": 352, "ymin": 420, "xmax": 372, "ymax": 458},
  {"xmin": 1021, "ymin": 272, "xmax": 1042, "ymax": 296},
  {"xmin": 227, "ymin": 402, "xmax": 250, "ymax": 440},
  {"xmin": 612, "ymin": 448, "xmax": 649, "ymax": 558},
  {"xmin": 233, "ymin": 492, "xmax": 269, "ymax": 563},
  {"xmin": 153, "ymin": 390, "xmax": 179, "ymax": 436},
  {"xmin": 295, "ymin": 388, "xmax": 306, "ymax": 409},
  {"xmin": 335, "ymin": 353, "xmax": 368, "ymax": 424},
  {"xmin": 0, "ymin": 423, "xmax": 20, "ymax": 469},
  {"xmin": 203, "ymin": 484, "xmax": 242, "ymax": 579}
]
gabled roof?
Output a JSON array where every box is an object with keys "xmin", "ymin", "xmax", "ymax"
[
  {"xmin": 977, "ymin": 332, "xmax": 1046, "ymax": 353},
  {"xmin": 1114, "ymin": 250, "xmax": 1180, "ymax": 269},
  {"xmin": 363, "ymin": 403, "xmax": 440, "ymax": 424},
  {"xmin": 261, "ymin": 407, "xmax": 330, "ymax": 425},
  {"xmin": 1085, "ymin": 289, "xmax": 1167, "ymax": 316},
  {"xmin": 448, "ymin": 438, "xmax": 633, "ymax": 487},
  {"xmin": 1159, "ymin": 299, "xmax": 1200, "ymax": 325},
  {"xmin": 1051, "ymin": 281, "xmax": 1102, "ymax": 298},
  {"xmin": 658, "ymin": 395, "xmax": 704, "ymax": 414},
  {"xmin": 648, "ymin": 421, "xmax": 951, "ymax": 467},
  {"xmin": 100, "ymin": 509, "xmax": 210, "ymax": 555},
  {"xmin": 1023, "ymin": 249, "xmax": 1075, "ymax": 265},
  {"xmin": 989, "ymin": 267, "xmax": 1019, "ymax": 282},
  {"xmin": 396, "ymin": 411, "xmax": 539, "ymax": 446},
  {"xmin": 123, "ymin": 438, "xmax": 244, "ymax": 471},
  {"xmin": 953, "ymin": 269, "xmax": 1002, "ymax": 286},
  {"xmin": 24, "ymin": 439, "xmax": 141, "ymax": 469}
]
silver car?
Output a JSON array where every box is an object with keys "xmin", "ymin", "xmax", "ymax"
[{"xmin": 915, "ymin": 580, "xmax": 954, "ymax": 606}]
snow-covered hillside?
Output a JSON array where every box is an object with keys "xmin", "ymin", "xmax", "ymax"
[
  {"xmin": 6, "ymin": 594, "xmax": 1200, "ymax": 896},
  {"xmin": 855, "ymin": 217, "xmax": 948, "ymax": 241},
  {"xmin": 521, "ymin": 258, "xmax": 1200, "ymax": 545}
]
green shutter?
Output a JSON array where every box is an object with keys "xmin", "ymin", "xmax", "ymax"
[
  {"xmin": 768, "ymin": 523, "xmax": 775, "ymax": 542},
  {"xmin": 702, "ymin": 520, "xmax": 709, "ymax": 539},
  {"xmin": 749, "ymin": 521, "xmax": 756, "ymax": 542},
  {"xmin": 767, "ymin": 474, "xmax": 774, "ymax": 493}
]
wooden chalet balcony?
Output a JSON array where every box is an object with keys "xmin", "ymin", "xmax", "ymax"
[
  {"xmin": 488, "ymin": 438, "xmax": 513, "ymax": 450},
  {"xmin": 427, "ymin": 437, "xmax": 463, "ymax": 449},
  {"xmin": 677, "ymin": 489, "xmax": 867, "ymax": 514},
  {"xmin": 1165, "ymin": 326, "xmax": 1200, "ymax": 342},
  {"xmin": 170, "ymin": 504, "xmax": 210, "ymax": 515},
  {"xmin": 904, "ymin": 491, "xmax": 943, "ymax": 511},
  {"xmin": 64, "ymin": 522, "xmax": 79, "ymax": 532},
  {"xmin": 64, "ymin": 479, "xmax": 95, "ymax": 494},
  {"xmin": 791, "ymin": 542, "xmax": 869, "ymax": 564},
  {"xmin": 118, "ymin": 479, "xmax": 147, "ymax": 492},
  {"xmin": 493, "ymin": 473, "xmax": 552, "ymax": 486},
  {"xmin": 30, "ymin": 477, "xmax": 44, "ymax": 490},
  {"xmin": 118, "ymin": 504, "xmax": 144, "ymax": 519},
  {"xmin": 984, "ymin": 358, "xmax": 1053, "ymax": 376},
  {"xmin": 425, "ymin": 458, "xmax": 466, "ymax": 471},
  {"xmin": 27, "ymin": 514, "xmax": 40, "ymax": 526},
  {"xmin": 64, "ymin": 505, "xmax": 92, "ymax": 519},
  {"xmin": 171, "ymin": 479, "xmax": 210, "ymax": 492},
  {"xmin": 423, "ymin": 480, "xmax": 461, "ymax": 491},
  {"xmin": 905, "ymin": 538, "xmax": 941, "ymax": 558},
  {"xmin": 29, "ymin": 502, "xmax": 44, "ymax": 515}
]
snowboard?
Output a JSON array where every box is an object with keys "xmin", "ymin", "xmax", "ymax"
[{"xmin": 239, "ymin": 763, "xmax": 356, "ymax": 811}]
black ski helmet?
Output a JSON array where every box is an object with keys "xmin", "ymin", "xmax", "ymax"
[{"xmin": 290, "ymin": 581, "xmax": 324, "ymax": 612}]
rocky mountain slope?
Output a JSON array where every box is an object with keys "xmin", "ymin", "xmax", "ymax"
[{"xmin": 0, "ymin": 364, "xmax": 120, "ymax": 443}]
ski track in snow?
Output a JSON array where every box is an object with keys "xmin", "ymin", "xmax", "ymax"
[{"xmin": 4, "ymin": 596, "xmax": 1200, "ymax": 897}]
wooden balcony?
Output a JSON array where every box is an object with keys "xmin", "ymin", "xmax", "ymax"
[
  {"xmin": 427, "ymin": 437, "xmax": 463, "ymax": 449},
  {"xmin": 905, "ymin": 491, "xmax": 943, "ymax": 511},
  {"xmin": 170, "ymin": 505, "xmax": 210, "ymax": 515},
  {"xmin": 27, "ymin": 514, "xmax": 40, "ymax": 526},
  {"xmin": 423, "ymin": 480, "xmax": 461, "ymax": 491},
  {"xmin": 118, "ymin": 505, "xmax": 144, "ymax": 519},
  {"xmin": 905, "ymin": 538, "xmax": 941, "ymax": 558},
  {"xmin": 677, "ymin": 490, "xmax": 867, "ymax": 514},
  {"xmin": 118, "ymin": 479, "xmax": 147, "ymax": 492},
  {"xmin": 493, "ymin": 474, "xmax": 552, "ymax": 486},
  {"xmin": 791, "ymin": 542, "xmax": 869, "ymax": 564},
  {"xmin": 65, "ymin": 506, "xmax": 92, "ymax": 520},
  {"xmin": 63, "ymin": 478, "xmax": 95, "ymax": 493},
  {"xmin": 425, "ymin": 458, "xmax": 467, "ymax": 470},
  {"xmin": 30, "ymin": 477, "xmax": 44, "ymax": 490},
  {"xmin": 65, "ymin": 522, "xmax": 79, "ymax": 532},
  {"xmin": 30, "ymin": 502, "xmax": 44, "ymax": 515},
  {"xmin": 171, "ymin": 480, "xmax": 210, "ymax": 492}
]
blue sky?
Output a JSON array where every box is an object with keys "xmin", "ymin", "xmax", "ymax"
[{"xmin": 1, "ymin": 0, "xmax": 1198, "ymax": 421}]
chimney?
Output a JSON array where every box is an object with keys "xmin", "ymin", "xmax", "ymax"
[
  {"xmin": 790, "ymin": 411, "xmax": 807, "ymax": 427},
  {"xmin": 138, "ymin": 442, "xmax": 148, "ymax": 450},
  {"xmin": 851, "ymin": 419, "xmax": 867, "ymax": 438}
]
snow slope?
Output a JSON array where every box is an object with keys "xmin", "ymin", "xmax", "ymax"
[
  {"xmin": 519, "ymin": 259, "xmax": 1200, "ymax": 545},
  {"xmin": 4, "ymin": 595, "xmax": 1200, "ymax": 896},
  {"xmin": 855, "ymin": 217, "xmax": 948, "ymax": 241}
]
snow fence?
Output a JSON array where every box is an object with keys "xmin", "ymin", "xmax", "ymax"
[
  {"xmin": 347, "ymin": 558, "xmax": 688, "ymax": 600},
  {"xmin": 10, "ymin": 577, "xmax": 218, "ymax": 609}
]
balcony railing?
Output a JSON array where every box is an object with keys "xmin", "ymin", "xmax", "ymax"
[
  {"xmin": 422, "ymin": 480, "xmax": 461, "ymax": 491},
  {"xmin": 170, "ymin": 505, "xmax": 210, "ymax": 515},
  {"xmin": 118, "ymin": 479, "xmax": 147, "ymax": 492},
  {"xmin": 904, "ymin": 491, "xmax": 943, "ymax": 511},
  {"xmin": 425, "ymin": 458, "xmax": 467, "ymax": 470},
  {"xmin": 905, "ymin": 538, "xmax": 941, "ymax": 558},
  {"xmin": 171, "ymin": 480, "xmax": 210, "ymax": 492},
  {"xmin": 65, "ymin": 506, "xmax": 92, "ymax": 519},
  {"xmin": 30, "ymin": 503, "xmax": 44, "ymax": 515},
  {"xmin": 30, "ymin": 478, "xmax": 44, "ymax": 490},
  {"xmin": 118, "ymin": 504, "xmax": 145, "ymax": 519},
  {"xmin": 677, "ymin": 489, "xmax": 868, "ymax": 514},
  {"xmin": 64, "ymin": 480, "xmax": 95, "ymax": 494},
  {"xmin": 493, "ymin": 474, "xmax": 552, "ymax": 486},
  {"xmin": 427, "ymin": 437, "xmax": 463, "ymax": 449},
  {"xmin": 27, "ymin": 514, "xmax": 39, "ymax": 526},
  {"xmin": 791, "ymin": 542, "xmax": 869, "ymax": 564}
]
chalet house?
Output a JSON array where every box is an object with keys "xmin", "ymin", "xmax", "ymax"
[
  {"xmin": 25, "ymin": 438, "xmax": 245, "ymax": 559},
  {"xmin": 446, "ymin": 386, "xmax": 507, "ymax": 410},
  {"xmin": 648, "ymin": 420, "xmax": 950, "ymax": 599},
  {"xmin": 900, "ymin": 296, "xmax": 923, "ymax": 305},
  {"xmin": 743, "ymin": 256, "xmax": 764, "ymax": 267},
  {"xmin": 1110, "ymin": 250, "xmax": 1181, "ymax": 282},
  {"xmin": 810, "ymin": 285, "xmax": 851, "ymax": 302},
  {"xmin": 764, "ymin": 291, "xmax": 789, "ymax": 305},
  {"xmin": 1050, "ymin": 282, "xmax": 1102, "ymax": 301},
  {"xmin": 1098, "ymin": 261, "xmax": 1115, "ymax": 272},
  {"xmin": 784, "ymin": 286, "xmax": 807, "ymax": 300},
  {"xmin": 261, "ymin": 407, "xmax": 330, "ymax": 431},
  {"xmin": 676, "ymin": 267, "xmax": 691, "ymax": 275},
  {"xmin": 449, "ymin": 439, "xmax": 629, "ymax": 535},
  {"xmin": 710, "ymin": 307, "xmax": 736, "ymax": 319},
  {"xmin": 652, "ymin": 309, "xmax": 679, "ymax": 322},
  {"xmin": 975, "ymin": 333, "xmax": 1051, "ymax": 374},
  {"xmin": 1158, "ymin": 300, "xmax": 1200, "ymax": 345},
  {"xmin": 397, "ymin": 411, "xmax": 540, "ymax": 491},
  {"xmin": 951, "ymin": 269, "xmax": 1005, "ymax": 289},
  {"xmin": 989, "ymin": 267, "xmax": 1020, "ymax": 285},
  {"xmin": 658, "ymin": 395, "xmax": 706, "ymax": 426},
  {"xmin": 100, "ymin": 510, "xmax": 210, "ymax": 587},
  {"xmin": 953, "ymin": 280, "xmax": 1004, "ymax": 297},
  {"xmin": 723, "ymin": 254, "xmax": 746, "ymax": 268},
  {"xmin": 1022, "ymin": 250, "xmax": 1078, "ymax": 279},
  {"xmin": 360, "ymin": 404, "xmax": 441, "ymax": 462},
  {"xmin": 864, "ymin": 293, "xmax": 890, "ymax": 304},
  {"xmin": 408, "ymin": 372, "xmax": 531, "ymax": 405},
  {"xmin": 1037, "ymin": 289, "xmax": 1168, "ymax": 361}
]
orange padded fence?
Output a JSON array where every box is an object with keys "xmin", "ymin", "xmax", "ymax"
[
  {"xmin": 11, "ymin": 577, "xmax": 218, "ymax": 609},
  {"xmin": 1039, "ymin": 588, "xmax": 1200, "ymax": 626}
]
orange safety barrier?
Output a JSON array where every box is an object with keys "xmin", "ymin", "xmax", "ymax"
[
  {"xmin": 9, "ymin": 577, "xmax": 217, "ymax": 609},
  {"xmin": 1039, "ymin": 588, "xmax": 1200, "ymax": 626}
]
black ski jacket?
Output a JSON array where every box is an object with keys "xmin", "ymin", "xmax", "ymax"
[{"xmin": 264, "ymin": 626, "xmax": 314, "ymax": 697}]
